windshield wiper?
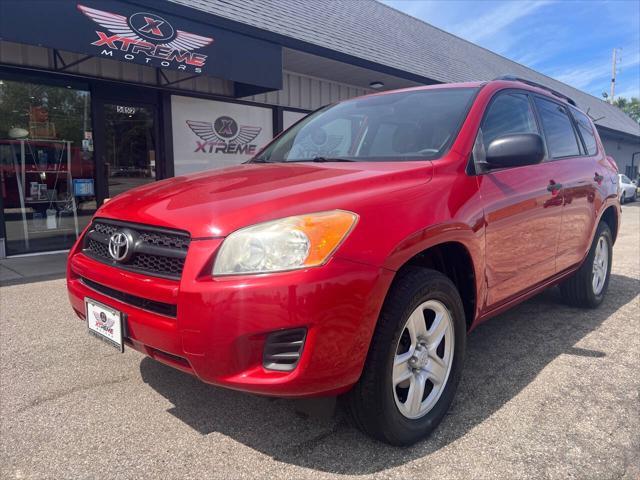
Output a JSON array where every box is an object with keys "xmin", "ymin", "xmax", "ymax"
[{"xmin": 290, "ymin": 156, "xmax": 356, "ymax": 163}]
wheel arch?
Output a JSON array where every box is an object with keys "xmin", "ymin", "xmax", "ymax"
[
  {"xmin": 393, "ymin": 241, "xmax": 478, "ymax": 330},
  {"xmin": 599, "ymin": 204, "xmax": 619, "ymax": 244}
]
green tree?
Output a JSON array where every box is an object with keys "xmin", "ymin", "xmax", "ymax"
[{"xmin": 612, "ymin": 96, "xmax": 640, "ymax": 124}]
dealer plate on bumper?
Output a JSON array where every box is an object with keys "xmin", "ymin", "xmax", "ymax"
[{"xmin": 85, "ymin": 298, "xmax": 124, "ymax": 352}]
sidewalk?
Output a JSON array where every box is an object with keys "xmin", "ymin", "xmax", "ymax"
[{"xmin": 0, "ymin": 252, "xmax": 68, "ymax": 286}]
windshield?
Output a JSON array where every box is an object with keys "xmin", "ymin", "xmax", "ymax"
[{"xmin": 252, "ymin": 87, "xmax": 478, "ymax": 163}]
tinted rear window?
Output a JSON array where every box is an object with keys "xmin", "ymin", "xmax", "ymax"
[
  {"xmin": 534, "ymin": 97, "xmax": 581, "ymax": 158},
  {"xmin": 571, "ymin": 108, "xmax": 598, "ymax": 155}
]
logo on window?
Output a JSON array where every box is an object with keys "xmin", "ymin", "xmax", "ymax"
[
  {"xmin": 78, "ymin": 4, "xmax": 213, "ymax": 73},
  {"xmin": 186, "ymin": 117, "xmax": 262, "ymax": 155}
]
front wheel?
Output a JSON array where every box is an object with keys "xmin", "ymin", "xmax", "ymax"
[
  {"xmin": 345, "ymin": 267, "xmax": 466, "ymax": 445},
  {"xmin": 559, "ymin": 221, "xmax": 612, "ymax": 308}
]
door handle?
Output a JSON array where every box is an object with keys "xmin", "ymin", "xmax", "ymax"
[
  {"xmin": 547, "ymin": 181, "xmax": 562, "ymax": 193},
  {"xmin": 594, "ymin": 172, "xmax": 604, "ymax": 184}
]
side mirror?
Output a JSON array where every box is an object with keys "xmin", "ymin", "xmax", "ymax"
[{"xmin": 485, "ymin": 133, "xmax": 545, "ymax": 169}]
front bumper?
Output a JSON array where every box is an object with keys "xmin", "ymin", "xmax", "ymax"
[{"xmin": 67, "ymin": 237, "xmax": 393, "ymax": 397}]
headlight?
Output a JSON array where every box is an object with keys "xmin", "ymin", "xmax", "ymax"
[{"xmin": 213, "ymin": 210, "xmax": 358, "ymax": 275}]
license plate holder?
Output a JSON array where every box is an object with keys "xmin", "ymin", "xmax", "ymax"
[{"xmin": 85, "ymin": 297, "xmax": 124, "ymax": 352}]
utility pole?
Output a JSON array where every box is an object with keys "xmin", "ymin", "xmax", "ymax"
[{"xmin": 610, "ymin": 48, "xmax": 621, "ymax": 103}]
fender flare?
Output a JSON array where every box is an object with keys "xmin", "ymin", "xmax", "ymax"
[{"xmin": 381, "ymin": 221, "xmax": 486, "ymax": 322}]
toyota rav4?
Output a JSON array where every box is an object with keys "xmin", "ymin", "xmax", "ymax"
[{"xmin": 67, "ymin": 78, "xmax": 621, "ymax": 445}]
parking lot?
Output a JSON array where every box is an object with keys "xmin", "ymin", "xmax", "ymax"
[{"xmin": 1, "ymin": 203, "xmax": 638, "ymax": 480}]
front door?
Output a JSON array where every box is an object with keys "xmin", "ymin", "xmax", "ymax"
[
  {"xmin": 100, "ymin": 102, "xmax": 157, "ymax": 199},
  {"xmin": 476, "ymin": 90, "xmax": 563, "ymax": 307},
  {"xmin": 479, "ymin": 163, "xmax": 564, "ymax": 306}
]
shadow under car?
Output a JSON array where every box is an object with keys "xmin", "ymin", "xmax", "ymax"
[{"xmin": 139, "ymin": 273, "xmax": 638, "ymax": 475}]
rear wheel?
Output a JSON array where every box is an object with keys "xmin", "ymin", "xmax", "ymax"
[
  {"xmin": 559, "ymin": 222, "xmax": 612, "ymax": 308},
  {"xmin": 346, "ymin": 268, "xmax": 466, "ymax": 445}
]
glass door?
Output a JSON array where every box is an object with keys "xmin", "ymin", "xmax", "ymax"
[{"xmin": 101, "ymin": 102, "xmax": 157, "ymax": 198}]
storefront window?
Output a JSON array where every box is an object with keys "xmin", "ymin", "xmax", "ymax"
[{"xmin": 0, "ymin": 78, "xmax": 95, "ymax": 255}]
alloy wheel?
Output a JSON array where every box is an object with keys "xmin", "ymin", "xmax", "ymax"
[
  {"xmin": 392, "ymin": 300, "xmax": 455, "ymax": 419},
  {"xmin": 592, "ymin": 235, "xmax": 609, "ymax": 296}
]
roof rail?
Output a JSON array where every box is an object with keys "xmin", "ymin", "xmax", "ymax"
[{"xmin": 494, "ymin": 75, "xmax": 577, "ymax": 106}]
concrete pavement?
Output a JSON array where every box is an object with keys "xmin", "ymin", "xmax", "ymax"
[
  {"xmin": 1, "ymin": 204, "xmax": 638, "ymax": 479},
  {"xmin": 0, "ymin": 252, "xmax": 67, "ymax": 286}
]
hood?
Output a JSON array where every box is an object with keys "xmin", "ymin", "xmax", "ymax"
[{"xmin": 97, "ymin": 162, "xmax": 432, "ymax": 238}]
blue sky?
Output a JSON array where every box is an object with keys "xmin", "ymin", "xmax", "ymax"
[{"xmin": 381, "ymin": 0, "xmax": 640, "ymax": 100}]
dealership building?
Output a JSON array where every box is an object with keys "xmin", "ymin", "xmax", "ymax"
[{"xmin": 1, "ymin": 0, "xmax": 639, "ymax": 257}]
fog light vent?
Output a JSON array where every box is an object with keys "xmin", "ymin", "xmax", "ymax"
[{"xmin": 263, "ymin": 328, "xmax": 307, "ymax": 372}]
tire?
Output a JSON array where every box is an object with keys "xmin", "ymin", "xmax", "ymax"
[
  {"xmin": 345, "ymin": 267, "xmax": 466, "ymax": 445},
  {"xmin": 559, "ymin": 222, "xmax": 612, "ymax": 308},
  {"xmin": 632, "ymin": 191, "xmax": 637, "ymax": 202},
  {"xmin": 620, "ymin": 193, "xmax": 625, "ymax": 204}
]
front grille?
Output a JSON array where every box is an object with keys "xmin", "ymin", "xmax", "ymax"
[
  {"xmin": 93, "ymin": 222, "xmax": 117, "ymax": 236},
  {"xmin": 130, "ymin": 253, "xmax": 185, "ymax": 277},
  {"xmin": 87, "ymin": 238, "xmax": 109, "ymax": 258},
  {"xmin": 81, "ymin": 277, "xmax": 177, "ymax": 318},
  {"xmin": 139, "ymin": 231, "xmax": 190, "ymax": 250},
  {"xmin": 82, "ymin": 218, "xmax": 190, "ymax": 280},
  {"xmin": 263, "ymin": 328, "xmax": 307, "ymax": 372}
]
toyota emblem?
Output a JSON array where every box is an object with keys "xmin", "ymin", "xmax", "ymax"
[{"xmin": 108, "ymin": 230, "xmax": 134, "ymax": 262}]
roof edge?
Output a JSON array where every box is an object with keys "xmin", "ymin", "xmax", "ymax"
[
  {"xmin": 123, "ymin": 0, "xmax": 440, "ymax": 86},
  {"xmin": 596, "ymin": 125, "xmax": 640, "ymax": 142}
]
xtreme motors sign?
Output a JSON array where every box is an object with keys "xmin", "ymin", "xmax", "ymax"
[
  {"xmin": 0, "ymin": 0, "xmax": 282, "ymax": 94},
  {"xmin": 77, "ymin": 4, "xmax": 213, "ymax": 73},
  {"xmin": 186, "ymin": 116, "xmax": 262, "ymax": 155},
  {"xmin": 171, "ymin": 95, "xmax": 273, "ymax": 175}
]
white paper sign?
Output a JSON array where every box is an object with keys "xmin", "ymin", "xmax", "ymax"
[
  {"xmin": 283, "ymin": 110, "xmax": 308, "ymax": 131},
  {"xmin": 172, "ymin": 95, "xmax": 273, "ymax": 175}
]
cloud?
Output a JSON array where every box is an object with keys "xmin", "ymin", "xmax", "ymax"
[
  {"xmin": 450, "ymin": 0, "xmax": 554, "ymax": 44},
  {"xmin": 615, "ymin": 87, "xmax": 640, "ymax": 100},
  {"xmin": 382, "ymin": 0, "xmax": 639, "ymax": 99},
  {"xmin": 383, "ymin": 0, "xmax": 438, "ymax": 19},
  {"xmin": 512, "ymin": 50, "xmax": 549, "ymax": 68},
  {"xmin": 383, "ymin": 0, "xmax": 556, "ymax": 57},
  {"xmin": 554, "ymin": 65, "xmax": 610, "ymax": 90},
  {"xmin": 552, "ymin": 49, "xmax": 640, "ymax": 90}
]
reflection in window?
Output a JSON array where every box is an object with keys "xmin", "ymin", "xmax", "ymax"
[
  {"xmin": 571, "ymin": 108, "xmax": 598, "ymax": 155},
  {"xmin": 256, "ymin": 88, "xmax": 478, "ymax": 163},
  {"xmin": 103, "ymin": 103, "xmax": 156, "ymax": 198},
  {"xmin": 287, "ymin": 117, "xmax": 352, "ymax": 159},
  {"xmin": 0, "ymin": 79, "xmax": 95, "ymax": 255},
  {"xmin": 534, "ymin": 97, "xmax": 581, "ymax": 159},
  {"xmin": 482, "ymin": 93, "xmax": 538, "ymax": 148}
]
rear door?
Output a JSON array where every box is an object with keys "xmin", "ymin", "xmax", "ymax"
[
  {"xmin": 532, "ymin": 98, "xmax": 598, "ymax": 272},
  {"xmin": 476, "ymin": 90, "xmax": 563, "ymax": 307}
]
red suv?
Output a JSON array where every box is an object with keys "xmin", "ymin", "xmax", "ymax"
[{"xmin": 67, "ymin": 78, "xmax": 620, "ymax": 445}]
